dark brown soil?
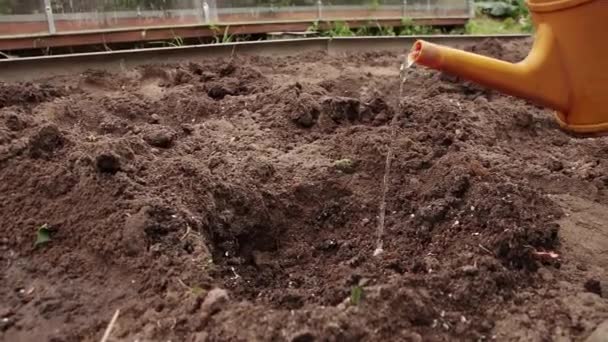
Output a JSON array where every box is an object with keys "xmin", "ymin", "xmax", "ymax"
[{"xmin": 1, "ymin": 39, "xmax": 607, "ymax": 342}]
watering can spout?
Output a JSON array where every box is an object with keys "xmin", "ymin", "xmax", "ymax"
[
  {"xmin": 409, "ymin": 24, "xmax": 569, "ymax": 114},
  {"xmin": 407, "ymin": 0, "xmax": 608, "ymax": 133}
]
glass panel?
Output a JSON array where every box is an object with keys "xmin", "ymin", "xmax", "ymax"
[
  {"xmin": 0, "ymin": 0, "xmax": 469, "ymax": 38},
  {"xmin": 0, "ymin": 0, "xmax": 49, "ymax": 37},
  {"xmin": 216, "ymin": 0, "xmax": 468, "ymax": 24},
  {"xmin": 322, "ymin": 0, "xmax": 402, "ymax": 21},
  {"xmin": 50, "ymin": 0, "xmax": 206, "ymax": 33},
  {"xmin": 405, "ymin": 0, "xmax": 469, "ymax": 18},
  {"xmin": 217, "ymin": 0, "xmax": 319, "ymax": 23}
]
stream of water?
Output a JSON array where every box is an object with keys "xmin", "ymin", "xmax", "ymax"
[{"xmin": 373, "ymin": 57, "xmax": 412, "ymax": 257}]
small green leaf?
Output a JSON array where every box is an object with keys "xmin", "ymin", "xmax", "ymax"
[
  {"xmin": 35, "ymin": 224, "xmax": 51, "ymax": 247},
  {"xmin": 334, "ymin": 158, "xmax": 356, "ymax": 174},
  {"xmin": 191, "ymin": 286, "xmax": 206, "ymax": 296},
  {"xmin": 351, "ymin": 285, "xmax": 363, "ymax": 305}
]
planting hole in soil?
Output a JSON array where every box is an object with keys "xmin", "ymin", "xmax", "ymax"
[{"xmin": 0, "ymin": 38, "xmax": 607, "ymax": 341}]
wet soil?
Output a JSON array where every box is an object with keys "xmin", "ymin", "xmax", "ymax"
[{"xmin": 1, "ymin": 38, "xmax": 607, "ymax": 342}]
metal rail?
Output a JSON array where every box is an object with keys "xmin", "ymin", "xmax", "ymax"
[{"xmin": 0, "ymin": 35, "xmax": 530, "ymax": 82}]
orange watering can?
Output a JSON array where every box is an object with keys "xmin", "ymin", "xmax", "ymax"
[{"xmin": 409, "ymin": 0, "xmax": 608, "ymax": 134}]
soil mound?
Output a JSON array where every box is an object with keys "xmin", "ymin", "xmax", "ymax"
[{"xmin": 0, "ymin": 82, "xmax": 67, "ymax": 108}]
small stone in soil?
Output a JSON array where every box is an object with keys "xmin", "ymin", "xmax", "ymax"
[
  {"xmin": 347, "ymin": 255, "xmax": 363, "ymax": 268},
  {"xmin": 514, "ymin": 111, "xmax": 534, "ymax": 128},
  {"xmin": 144, "ymin": 128, "xmax": 175, "ymax": 148},
  {"xmin": 537, "ymin": 267, "xmax": 554, "ymax": 281},
  {"xmin": 201, "ymin": 288, "xmax": 229, "ymax": 315},
  {"xmin": 290, "ymin": 331, "xmax": 316, "ymax": 342},
  {"xmin": 584, "ymin": 278, "xmax": 603, "ymax": 297},
  {"xmin": 460, "ymin": 265, "xmax": 479, "ymax": 276},
  {"xmin": 546, "ymin": 158, "xmax": 563, "ymax": 172},
  {"xmin": 181, "ymin": 124, "xmax": 194, "ymax": 135},
  {"xmin": 252, "ymin": 251, "xmax": 276, "ymax": 268},
  {"xmin": 402, "ymin": 331, "xmax": 423, "ymax": 342},
  {"xmin": 149, "ymin": 114, "xmax": 161, "ymax": 124},
  {"xmin": 316, "ymin": 239, "xmax": 339, "ymax": 251},
  {"xmin": 0, "ymin": 317, "xmax": 13, "ymax": 330}
]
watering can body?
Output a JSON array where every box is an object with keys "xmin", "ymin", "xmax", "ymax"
[{"xmin": 410, "ymin": 0, "xmax": 608, "ymax": 134}]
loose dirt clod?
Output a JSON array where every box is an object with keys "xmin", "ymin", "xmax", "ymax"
[
  {"xmin": 207, "ymin": 82, "xmax": 236, "ymax": 100},
  {"xmin": 289, "ymin": 93, "xmax": 321, "ymax": 128},
  {"xmin": 143, "ymin": 128, "xmax": 175, "ymax": 148},
  {"xmin": 0, "ymin": 82, "xmax": 66, "ymax": 109},
  {"xmin": 28, "ymin": 124, "xmax": 66, "ymax": 158},
  {"xmin": 584, "ymin": 279, "xmax": 604, "ymax": 297},
  {"xmin": 585, "ymin": 320, "xmax": 608, "ymax": 342},
  {"xmin": 323, "ymin": 96, "xmax": 361, "ymax": 122},
  {"xmin": 290, "ymin": 331, "xmax": 316, "ymax": 342},
  {"xmin": 96, "ymin": 152, "xmax": 121, "ymax": 174},
  {"xmin": 201, "ymin": 288, "xmax": 229, "ymax": 315},
  {"xmin": 4, "ymin": 113, "xmax": 27, "ymax": 132}
]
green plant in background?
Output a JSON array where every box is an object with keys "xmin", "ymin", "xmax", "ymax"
[
  {"xmin": 256, "ymin": 0, "xmax": 296, "ymax": 7},
  {"xmin": 515, "ymin": 0, "xmax": 534, "ymax": 33},
  {"xmin": 470, "ymin": 0, "xmax": 534, "ymax": 33},
  {"xmin": 519, "ymin": 18, "xmax": 533, "ymax": 33},
  {"xmin": 308, "ymin": 20, "xmax": 356, "ymax": 37},
  {"xmin": 211, "ymin": 25, "xmax": 234, "ymax": 44},
  {"xmin": 513, "ymin": 0, "xmax": 529, "ymax": 17},
  {"xmin": 354, "ymin": 21, "xmax": 395, "ymax": 36},
  {"xmin": 96, "ymin": 0, "xmax": 176, "ymax": 11},
  {"xmin": 465, "ymin": 16, "xmax": 532, "ymax": 34},
  {"xmin": 168, "ymin": 35, "xmax": 184, "ymax": 47},
  {"xmin": 375, "ymin": 22, "xmax": 396, "ymax": 36},
  {"xmin": 476, "ymin": 0, "xmax": 531, "ymax": 21},
  {"xmin": 0, "ymin": 0, "xmax": 11, "ymax": 14},
  {"xmin": 307, "ymin": 20, "xmax": 320, "ymax": 33},
  {"xmin": 399, "ymin": 17, "xmax": 437, "ymax": 35},
  {"xmin": 400, "ymin": 17, "xmax": 414, "ymax": 27},
  {"xmin": 147, "ymin": 34, "xmax": 184, "ymax": 48},
  {"xmin": 355, "ymin": 24, "xmax": 372, "ymax": 36},
  {"xmin": 325, "ymin": 21, "xmax": 354, "ymax": 37},
  {"xmin": 308, "ymin": 18, "xmax": 446, "ymax": 38},
  {"xmin": 368, "ymin": 0, "xmax": 380, "ymax": 11}
]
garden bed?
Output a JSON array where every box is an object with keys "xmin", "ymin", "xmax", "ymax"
[{"xmin": 0, "ymin": 38, "xmax": 607, "ymax": 341}]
